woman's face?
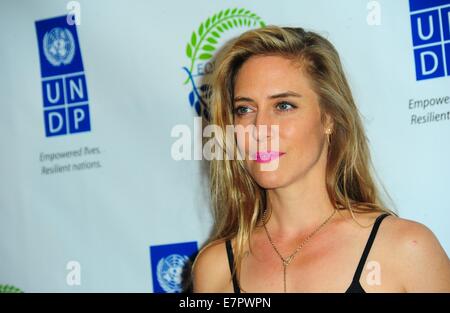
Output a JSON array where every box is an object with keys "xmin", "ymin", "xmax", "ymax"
[{"xmin": 233, "ymin": 55, "xmax": 332, "ymax": 189}]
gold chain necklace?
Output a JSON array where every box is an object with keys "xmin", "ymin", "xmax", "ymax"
[{"xmin": 262, "ymin": 208, "xmax": 337, "ymax": 292}]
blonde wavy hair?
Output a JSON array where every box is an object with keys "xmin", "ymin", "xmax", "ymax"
[{"xmin": 191, "ymin": 25, "xmax": 396, "ymax": 292}]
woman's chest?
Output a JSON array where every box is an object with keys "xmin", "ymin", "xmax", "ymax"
[{"xmin": 235, "ymin": 229, "xmax": 402, "ymax": 292}]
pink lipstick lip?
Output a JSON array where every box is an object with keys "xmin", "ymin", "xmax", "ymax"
[{"xmin": 253, "ymin": 151, "xmax": 286, "ymax": 163}]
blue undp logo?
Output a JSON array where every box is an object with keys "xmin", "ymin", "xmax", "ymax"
[
  {"xmin": 410, "ymin": 0, "xmax": 450, "ymax": 80},
  {"xmin": 149, "ymin": 241, "xmax": 198, "ymax": 293},
  {"xmin": 35, "ymin": 15, "xmax": 91, "ymax": 137}
]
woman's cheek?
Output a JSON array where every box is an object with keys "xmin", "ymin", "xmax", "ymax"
[
  {"xmin": 235, "ymin": 130, "xmax": 249, "ymax": 160},
  {"xmin": 281, "ymin": 121, "xmax": 302, "ymax": 144}
]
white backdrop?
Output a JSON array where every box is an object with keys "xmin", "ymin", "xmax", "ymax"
[{"xmin": 0, "ymin": 0, "xmax": 449, "ymax": 292}]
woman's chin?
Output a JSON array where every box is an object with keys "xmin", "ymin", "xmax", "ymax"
[{"xmin": 251, "ymin": 171, "xmax": 285, "ymax": 189}]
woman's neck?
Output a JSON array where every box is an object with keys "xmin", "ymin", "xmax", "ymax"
[{"xmin": 265, "ymin": 176, "xmax": 336, "ymax": 239}]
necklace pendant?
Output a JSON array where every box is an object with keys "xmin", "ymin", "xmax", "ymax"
[{"xmin": 284, "ymin": 255, "xmax": 294, "ymax": 266}]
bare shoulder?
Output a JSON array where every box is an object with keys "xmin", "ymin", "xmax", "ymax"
[
  {"xmin": 191, "ymin": 239, "xmax": 231, "ymax": 293},
  {"xmin": 380, "ymin": 214, "xmax": 450, "ymax": 292},
  {"xmin": 381, "ymin": 215, "xmax": 447, "ymax": 258}
]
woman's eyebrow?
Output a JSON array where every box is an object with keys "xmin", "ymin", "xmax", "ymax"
[
  {"xmin": 269, "ymin": 91, "xmax": 302, "ymax": 99},
  {"xmin": 233, "ymin": 91, "xmax": 302, "ymax": 103}
]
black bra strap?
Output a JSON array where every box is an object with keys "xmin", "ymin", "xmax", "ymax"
[
  {"xmin": 351, "ymin": 213, "xmax": 390, "ymax": 283},
  {"xmin": 225, "ymin": 239, "xmax": 240, "ymax": 293}
]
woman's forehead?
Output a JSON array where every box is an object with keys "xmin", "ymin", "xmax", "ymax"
[{"xmin": 233, "ymin": 55, "xmax": 313, "ymax": 98}]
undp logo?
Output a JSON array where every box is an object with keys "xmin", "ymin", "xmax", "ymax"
[
  {"xmin": 149, "ymin": 241, "xmax": 198, "ymax": 293},
  {"xmin": 410, "ymin": 0, "xmax": 450, "ymax": 80},
  {"xmin": 35, "ymin": 15, "xmax": 91, "ymax": 137}
]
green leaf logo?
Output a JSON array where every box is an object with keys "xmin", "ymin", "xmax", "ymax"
[
  {"xmin": 0, "ymin": 284, "xmax": 23, "ymax": 293},
  {"xmin": 184, "ymin": 7, "xmax": 266, "ymax": 84}
]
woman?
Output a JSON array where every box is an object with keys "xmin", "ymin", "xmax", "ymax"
[{"xmin": 191, "ymin": 26, "xmax": 450, "ymax": 292}]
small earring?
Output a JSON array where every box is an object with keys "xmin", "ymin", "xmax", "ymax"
[{"xmin": 326, "ymin": 128, "xmax": 332, "ymax": 144}]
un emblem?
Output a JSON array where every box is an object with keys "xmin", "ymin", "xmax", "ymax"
[
  {"xmin": 43, "ymin": 27, "xmax": 75, "ymax": 66},
  {"xmin": 156, "ymin": 254, "xmax": 189, "ymax": 293}
]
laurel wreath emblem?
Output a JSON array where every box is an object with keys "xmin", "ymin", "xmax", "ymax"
[{"xmin": 183, "ymin": 7, "xmax": 266, "ymax": 85}]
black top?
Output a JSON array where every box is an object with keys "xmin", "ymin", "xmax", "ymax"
[{"xmin": 225, "ymin": 213, "xmax": 390, "ymax": 293}]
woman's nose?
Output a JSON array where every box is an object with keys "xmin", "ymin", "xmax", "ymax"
[{"xmin": 252, "ymin": 110, "xmax": 273, "ymax": 143}]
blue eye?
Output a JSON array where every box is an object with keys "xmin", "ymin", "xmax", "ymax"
[
  {"xmin": 276, "ymin": 101, "xmax": 296, "ymax": 111},
  {"xmin": 233, "ymin": 106, "xmax": 253, "ymax": 115}
]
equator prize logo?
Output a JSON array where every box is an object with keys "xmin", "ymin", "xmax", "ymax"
[{"xmin": 182, "ymin": 8, "xmax": 266, "ymax": 118}]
